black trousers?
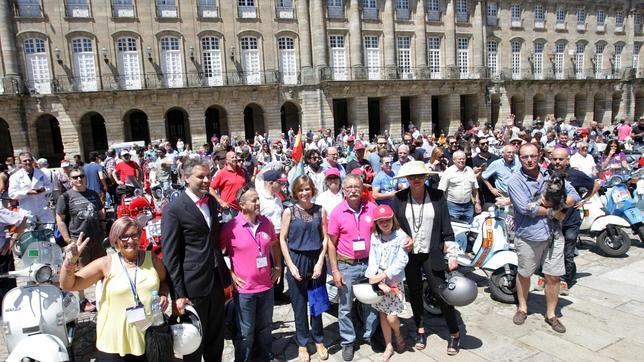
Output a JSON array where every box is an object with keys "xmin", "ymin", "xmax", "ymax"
[
  {"xmin": 562, "ymin": 224, "xmax": 580, "ymax": 285},
  {"xmin": 405, "ymin": 253, "xmax": 460, "ymax": 334},
  {"xmin": 96, "ymin": 351, "xmax": 147, "ymax": 362},
  {"xmin": 183, "ymin": 279, "xmax": 226, "ymax": 362},
  {"xmin": 0, "ymin": 251, "xmax": 16, "ymax": 306}
]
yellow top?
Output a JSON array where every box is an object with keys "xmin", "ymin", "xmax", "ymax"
[{"xmin": 96, "ymin": 251, "xmax": 160, "ymax": 356}]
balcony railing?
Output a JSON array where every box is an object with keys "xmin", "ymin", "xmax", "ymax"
[
  {"xmin": 534, "ymin": 19, "xmax": 545, "ymax": 29},
  {"xmin": 576, "ymin": 22, "xmax": 586, "ymax": 31},
  {"xmin": 597, "ymin": 23, "xmax": 605, "ymax": 32},
  {"xmin": 16, "ymin": 4, "xmax": 41, "ymax": 17},
  {"xmin": 456, "ymin": 12, "xmax": 468, "ymax": 23},
  {"xmin": 362, "ymin": 8, "xmax": 378, "ymax": 20},
  {"xmin": 427, "ymin": 10, "xmax": 440, "ymax": 21},
  {"xmin": 113, "ymin": 3, "xmax": 135, "ymax": 17},
  {"xmin": 555, "ymin": 21, "xmax": 566, "ymax": 30},
  {"xmin": 198, "ymin": 4, "xmax": 218, "ymax": 18},
  {"xmin": 0, "ymin": 77, "xmax": 23, "ymax": 95},
  {"xmin": 66, "ymin": 4, "xmax": 90, "ymax": 17},
  {"xmin": 395, "ymin": 8, "xmax": 410, "ymax": 20},
  {"xmin": 238, "ymin": 5, "xmax": 257, "ymax": 18},
  {"xmin": 327, "ymin": 5, "xmax": 344, "ymax": 18},
  {"xmin": 615, "ymin": 24, "xmax": 624, "ymax": 32},
  {"xmin": 156, "ymin": 4, "xmax": 177, "ymax": 17},
  {"xmin": 486, "ymin": 16, "xmax": 497, "ymax": 26},
  {"xmin": 276, "ymin": 6, "xmax": 294, "ymax": 19},
  {"xmin": 511, "ymin": 18, "xmax": 522, "ymax": 28},
  {"xmin": 320, "ymin": 66, "xmax": 490, "ymax": 81}
]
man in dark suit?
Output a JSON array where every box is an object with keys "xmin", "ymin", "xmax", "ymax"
[{"xmin": 162, "ymin": 158, "xmax": 229, "ymax": 362}]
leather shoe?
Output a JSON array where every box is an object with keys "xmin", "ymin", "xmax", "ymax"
[
  {"xmin": 341, "ymin": 344, "xmax": 354, "ymax": 361},
  {"xmin": 513, "ymin": 310, "xmax": 527, "ymax": 325}
]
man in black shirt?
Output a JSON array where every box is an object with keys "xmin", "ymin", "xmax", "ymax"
[
  {"xmin": 632, "ymin": 117, "xmax": 644, "ymax": 143},
  {"xmin": 471, "ymin": 138, "xmax": 500, "ymax": 206}
]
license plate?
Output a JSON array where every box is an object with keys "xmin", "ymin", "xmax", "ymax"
[{"xmin": 624, "ymin": 208, "xmax": 644, "ymax": 224}]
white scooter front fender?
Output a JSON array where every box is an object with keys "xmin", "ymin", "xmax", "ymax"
[
  {"xmin": 590, "ymin": 215, "xmax": 631, "ymax": 232},
  {"xmin": 6, "ymin": 334, "xmax": 70, "ymax": 362},
  {"xmin": 481, "ymin": 250, "xmax": 518, "ymax": 272}
]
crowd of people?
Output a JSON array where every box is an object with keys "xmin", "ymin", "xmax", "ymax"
[{"xmin": 0, "ymin": 114, "xmax": 642, "ymax": 362}]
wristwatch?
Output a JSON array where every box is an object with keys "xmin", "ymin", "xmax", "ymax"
[{"xmin": 547, "ymin": 209, "xmax": 555, "ymax": 219}]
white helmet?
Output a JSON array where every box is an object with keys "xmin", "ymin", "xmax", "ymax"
[
  {"xmin": 353, "ymin": 283, "xmax": 384, "ymax": 305},
  {"xmin": 171, "ymin": 305, "xmax": 202, "ymax": 356}
]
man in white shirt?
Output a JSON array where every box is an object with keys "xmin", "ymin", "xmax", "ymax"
[
  {"xmin": 9, "ymin": 152, "xmax": 54, "ymax": 224},
  {"xmin": 569, "ymin": 142, "xmax": 597, "ymax": 177},
  {"xmin": 438, "ymin": 151, "xmax": 481, "ymax": 225}
]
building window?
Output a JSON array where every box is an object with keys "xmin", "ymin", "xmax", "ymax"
[
  {"xmin": 636, "ymin": 12, "xmax": 642, "ymax": 33},
  {"xmin": 112, "ymin": 0, "xmax": 135, "ymax": 17},
  {"xmin": 555, "ymin": 7, "xmax": 566, "ymax": 29},
  {"xmin": 575, "ymin": 43, "xmax": 585, "ymax": 79},
  {"xmin": 395, "ymin": 0, "xmax": 410, "ymax": 20},
  {"xmin": 160, "ymin": 36, "xmax": 183, "ymax": 87},
  {"xmin": 594, "ymin": 43, "xmax": 604, "ymax": 78},
  {"xmin": 71, "ymin": 38, "xmax": 97, "ymax": 91},
  {"xmin": 397, "ymin": 36, "xmax": 412, "ymax": 78},
  {"xmin": 576, "ymin": 7, "xmax": 586, "ymax": 30},
  {"xmin": 511, "ymin": 4, "xmax": 521, "ymax": 27},
  {"xmin": 615, "ymin": 11, "xmax": 624, "ymax": 32},
  {"xmin": 278, "ymin": 37, "xmax": 297, "ymax": 84},
  {"xmin": 596, "ymin": 9, "xmax": 605, "ymax": 31},
  {"xmin": 614, "ymin": 44, "xmax": 622, "ymax": 78},
  {"xmin": 362, "ymin": 0, "xmax": 378, "ymax": 20},
  {"xmin": 427, "ymin": 0, "xmax": 440, "ymax": 21},
  {"xmin": 428, "ymin": 37, "xmax": 441, "ymax": 78},
  {"xmin": 66, "ymin": 0, "xmax": 90, "ymax": 18},
  {"xmin": 486, "ymin": 3, "xmax": 497, "ymax": 25},
  {"xmin": 457, "ymin": 37, "xmax": 469, "ymax": 78},
  {"xmin": 156, "ymin": 0, "xmax": 178, "ymax": 17},
  {"xmin": 16, "ymin": 0, "xmax": 42, "ymax": 17},
  {"xmin": 329, "ymin": 35, "xmax": 346, "ymax": 80},
  {"xmin": 534, "ymin": 5, "xmax": 544, "ymax": 29},
  {"xmin": 240, "ymin": 36, "xmax": 261, "ymax": 84},
  {"xmin": 633, "ymin": 44, "xmax": 641, "ymax": 77},
  {"xmin": 23, "ymin": 38, "xmax": 51, "ymax": 94},
  {"xmin": 364, "ymin": 35, "xmax": 380, "ymax": 80},
  {"xmin": 116, "ymin": 37, "xmax": 141, "ymax": 89},
  {"xmin": 201, "ymin": 36, "xmax": 223, "ymax": 86},
  {"xmin": 238, "ymin": 0, "xmax": 257, "ymax": 18},
  {"xmin": 511, "ymin": 40, "xmax": 521, "ymax": 79},
  {"xmin": 276, "ymin": 0, "xmax": 294, "ymax": 19},
  {"xmin": 456, "ymin": 0, "xmax": 468, "ymax": 22},
  {"xmin": 555, "ymin": 42, "xmax": 565, "ymax": 79},
  {"xmin": 328, "ymin": 0, "xmax": 344, "ymax": 18},
  {"xmin": 198, "ymin": 0, "xmax": 218, "ymax": 18},
  {"xmin": 487, "ymin": 40, "xmax": 497, "ymax": 76},
  {"xmin": 533, "ymin": 42, "xmax": 543, "ymax": 80}
]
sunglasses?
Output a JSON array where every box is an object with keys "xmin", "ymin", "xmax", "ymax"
[
  {"xmin": 71, "ymin": 175, "xmax": 86, "ymax": 180},
  {"xmin": 449, "ymin": 142, "xmax": 457, "ymax": 145},
  {"xmin": 407, "ymin": 174, "xmax": 426, "ymax": 180}
]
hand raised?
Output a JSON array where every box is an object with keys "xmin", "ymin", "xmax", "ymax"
[{"xmin": 65, "ymin": 231, "xmax": 91, "ymax": 262}]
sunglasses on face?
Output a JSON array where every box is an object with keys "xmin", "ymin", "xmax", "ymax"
[
  {"xmin": 71, "ymin": 175, "xmax": 85, "ymax": 180},
  {"xmin": 449, "ymin": 142, "xmax": 457, "ymax": 145}
]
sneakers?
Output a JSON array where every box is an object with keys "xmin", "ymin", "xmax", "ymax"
[
  {"xmin": 545, "ymin": 316, "xmax": 567, "ymax": 333},
  {"xmin": 513, "ymin": 310, "xmax": 527, "ymax": 325},
  {"xmin": 342, "ymin": 344, "xmax": 355, "ymax": 361},
  {"xmin": 559, "ymin": 281, "xmax": 570, "ymax": 296},
  {"xmin": 533, "ymin": 277, "xmax": 545, "ymax": 291}
]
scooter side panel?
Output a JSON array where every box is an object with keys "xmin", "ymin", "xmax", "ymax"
[
  {"xmin": 589, "ymin": 215, "xmax": 631, "ymax": 232},
  {"xmin": 623, "ymin": 208, "xmax": 644, "ymax": 225},
  {"xmin": 482, "ymin": 250, "xmax": 519, "ymax": 271}
]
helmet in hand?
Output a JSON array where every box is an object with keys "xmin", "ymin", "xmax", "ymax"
[
  {"xmin": 438, "ymin": 272, "xmax": 478, "ymax": 307},
  {"xmin": 171, "ymin": 305, "xmax": 202, "ymax": 356}
]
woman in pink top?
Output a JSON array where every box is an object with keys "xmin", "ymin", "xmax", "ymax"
[{"xmin": 220, "ymin": 187, "xmax": 283, "ymax": 362}]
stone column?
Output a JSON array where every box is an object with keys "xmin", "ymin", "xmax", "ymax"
[
  {"xmin": 147, "ymin": 107, "xmax": 165, "ymax": 142},
  {"xmin": 103, "ymin": 107, "xmax": 125, "ymax": 144},
  {"xmin": 471, "ymin": 0, "xmax": 484, "ymax": 76},
  {"xmin": 382, "ymin": 0, "xmax": 396, "ymax": 69},
  {"xmin": 382, "ymin": 95, "xmax": 401, "ymax": 137},
  {"xmin": 603, "ymin": 94, "xmax": 613, "ymax": 124},
  {"xmin": 297, "ymin": 0, "xmax": 312, "ymax": 68},
  {"xmin": 0, "ymin": 0, "xmax": 19, "ymax": 76},
  {"xmin": 227, "ymin": 103, "xmax": 245, "ymax": 140},
  {"xmin": 348, "ymin": 0, "xmax": 363, "ymax": 68},
  {"xmin": 478, "ymin": 92, "xmax": 488, "ymax": 125},
  {"xmin": 444, "ymin": 0, "xmax": 456, "ymax": 68},
  {"xmin": 414, "ymin": 0, "xmax": 427, "ymax": 67},
  {"xmin": 523, "ymin": 92, "xmax": 534, "ymax": 125},
  {"xmin": 264, "ymin": 104, "xmax": 282, "ymax": 140},
  {"xmin": 348, "ymin": 96, "xmax": 368, "ymax": 133},
  {"xmin": 447, "ymin": 93, "xmax": 461, "ymax": 134},
  {"xmin": 411, "ymin": 93, "xmax": 432, "ymax": 134},
  {"xmin": 545, "ymin": 93, "xmax": 555, "ymax": 118},
  {"xmin": 566, "ymin": 94, "xmax": 576, "ymax": 122},
  {"xmin": 310, "ymin": 0, "xmax": 328, "ymax": 68},
  {"xmin": 584, "ymin": 91, "xmax": 594, "ymax": 126},
  {"xmin": 187, "ymin": 106, "xmax": 207, "ymax": 147},
  {"xmin": 499, "ymin": 90, "xmax": 511, "ymax": 122}
]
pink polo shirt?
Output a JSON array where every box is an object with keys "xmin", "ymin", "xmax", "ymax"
[
  {"xmin": 327, "ymin": 199, "xmax": 377, "ymax": 260},
  {"xmin": 220, "ymin": 214, "xmax": 276, "ymax": 294}
]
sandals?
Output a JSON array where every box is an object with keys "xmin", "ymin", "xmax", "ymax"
[
  {"xmin": 381, "ymin": 345, "xmax": 395, "ymax": 362},
  {"xmin": 414, "ymin": 331, "xmax": 427, "ymax": 350},
  {"xmin": 447, "ymin": 335, "xmax": 461, "ymax": 356},
  {"xmin": 297, "ymin": 347, "xmax": 310, "ymax": 362},
  {"xmin": 315, "ymin": 343, "xmax": 329, "ymax": 360},
  {"xmin": 394, "ymin": 334, "xmax": 406, "ymax": 353}
]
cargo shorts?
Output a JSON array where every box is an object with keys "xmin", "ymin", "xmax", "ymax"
[{"xmin": 515, "ymin": 233, "xmax": 565, "ymax": 278}]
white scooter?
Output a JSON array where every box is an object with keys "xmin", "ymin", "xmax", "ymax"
[
  {"xmin": 1, "ymin": 240, "xmax": 94, "ymax": 361},
  {"xmin": 451, "ymin": 206, "xmax": 518, "ymax": 304},
  {"xmin": 579, "ymin": 193, "xmax": 632, "ymax": 257}
]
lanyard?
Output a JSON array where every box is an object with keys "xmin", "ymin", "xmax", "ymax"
[
  {"xmin": 118, "ymin": 253, "xmax": 141, "ymax": 306},
  {"xmin": 246, "ymin": 222, "xmax": 263, "ymax": 255},
  {"xmin": 351, "ymin": 206, "xmax": 362, "ymax": 237}
]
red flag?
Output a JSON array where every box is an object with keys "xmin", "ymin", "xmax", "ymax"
[{"xmin": 292, "ymin": 128, "xmax": 304, "ymax": 162}]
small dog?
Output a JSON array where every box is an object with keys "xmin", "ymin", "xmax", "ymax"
[{"xmin": 543, "ymin": 167, "xmax": 568, "ymax": 210}]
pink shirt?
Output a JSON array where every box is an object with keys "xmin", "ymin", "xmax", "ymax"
[
  {"xmin": 618, "ymin": 124, "xmax": 632, "ymax": 141},
  {"xmin": 327, "ymin": 200, "xmax": 377, "ymax": 259},
  {"xmin": 220, "ymin": 214, "xmax": 276, "ymax": 294}
]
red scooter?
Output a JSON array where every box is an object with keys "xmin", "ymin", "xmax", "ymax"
[{"xmin": 116, "ymin": 177, "xmax": 163, "ymax": 256}]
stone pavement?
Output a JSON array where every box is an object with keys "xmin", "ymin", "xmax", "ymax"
[{"xmin": 2, "ymin": 235, "xmax": 644, "ymax": 361}]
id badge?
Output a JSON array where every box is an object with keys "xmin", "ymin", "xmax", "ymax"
[
  {"xmin": 352, "ymin": 239, "xmax": 366, "ymax": 251},
  {"xmin": 126, "ymin": 304, "xmax": 151, "ymax": 331},
  {"xmin": 256, "ymin": 255, "xmax": 268, "ymax": 268}
]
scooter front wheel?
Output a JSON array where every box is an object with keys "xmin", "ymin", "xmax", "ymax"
[
  {"xmin": 597, "ymin": 228, "xmax": 631, "ymax": 257},
  {"xmin": 489, "ymin": 265, "xmax": 518, "ymax": 304}
]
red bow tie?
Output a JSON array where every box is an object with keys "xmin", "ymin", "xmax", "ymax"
[{"xmin": 196, "ymin": 196, "xmax": 209, "ymax": 206}]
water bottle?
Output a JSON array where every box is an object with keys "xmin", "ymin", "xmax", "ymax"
[{"xmin": 150, "ymin": 291, "xmax": 164, "ymax": 326}]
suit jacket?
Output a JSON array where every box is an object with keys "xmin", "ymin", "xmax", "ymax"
[
  {"xmin": 392, "ymin": 186, "xmax": 455, "ymax": 271},
  {"xmin": 161, "ymin": 191, "xmax": 230, "ymax": 299}
]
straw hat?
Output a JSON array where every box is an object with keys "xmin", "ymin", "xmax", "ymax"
[{"xmin": 393, "ymin": 161, "xmax": 436, "ymax": 179}]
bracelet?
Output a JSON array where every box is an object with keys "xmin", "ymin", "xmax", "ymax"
[
  {"xmin": 331, "ymin": 269, "xmax": 340, "ymax": 274},
  {"xmin": 62, "ymin": 262, "xmax": 76, "ymax": 271}
]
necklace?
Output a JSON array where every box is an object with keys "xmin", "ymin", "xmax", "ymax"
[{"xmin": 410, "ymin": 191, "xmax": 426, "ymax": 234}]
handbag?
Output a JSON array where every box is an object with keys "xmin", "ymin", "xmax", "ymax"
[
  {"xmin": 307, "ymin": 279, "xmax": 331, "ymax": 317},
  {"xmin": 145, "ymin": 316, "xmax": 174, "ymax": 362}
]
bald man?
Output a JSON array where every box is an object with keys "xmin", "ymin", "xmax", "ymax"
[
  {"xmin": 438, "ymin": 150, "xmax": 481, "ymax": 225},
  {"xmin": 210, "ymin": 151, "xmax": 246, "ymax": 222}
]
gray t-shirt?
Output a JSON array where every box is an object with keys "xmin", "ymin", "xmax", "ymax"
[{"xmin": 56, "ymin": 189, "xmax": 103, "ymax": 240}]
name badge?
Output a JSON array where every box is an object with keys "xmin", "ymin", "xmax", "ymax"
[
  {"xmin": 256, "ymin": 255, "xmax": 268, "ymax": 268},
  {"xmin": 352, "ymin": 239, "xmax": 366, "ymax": 251},
  {"xmin": 126, "ymin": 304, "xmax": 150, "ymax": 331}
]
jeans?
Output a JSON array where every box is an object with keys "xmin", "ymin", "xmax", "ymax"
[
  {"xmin": 286, "ymin": 251, "xmax": 325, "ymax": 347},
  {"xmin": 447, "ymin": 201, "xmax": 474, "ymax": 224},
  {"xmin": 337, "ymin": 261, "xmax": 378, "ymax": 346},
  {"xmin": 234, "ymin": 289, "xmax": 274, "ymax": 362},
  {"xmin": 562, "ymin": 224, "xmax": 580, "ymax": 285}
]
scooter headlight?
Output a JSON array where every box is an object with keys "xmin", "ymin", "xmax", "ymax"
[{"xmin": 32, "ymin": 265, "xmax": 53, "ymax": 283}]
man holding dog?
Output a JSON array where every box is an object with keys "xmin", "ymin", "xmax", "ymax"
[{"xmin": 508, "ymin": 143, "xmax": 579, "ymax": 333}]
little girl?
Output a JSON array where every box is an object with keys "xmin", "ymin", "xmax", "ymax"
[{"xmin": 365, "ymin": 205, "xmax": 410, "ymax": 361}]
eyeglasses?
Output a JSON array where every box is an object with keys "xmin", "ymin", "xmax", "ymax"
[
  {"xmin": 309, "ymin": 156, "xmax": 320, "ymax": 160},
  {"xmin": 407, "ymin": 174, "xmax": 426, "ymax": 180},
  {"xmin": 71, "ymin": 175, "xmax": 85, "ymax": 180},
  {"xmin": 449, "ymin": 142, "xmax": 457, "ymax": 145},
  {"xmin": 344, "ymin": 185, "xmax": 362, "ymax": 190},
  {"xmin": 520, "ymin": 155, "xmax": 539, "ymax": 160},
  {"xmin": 383, "ymin": 162, "xmax": 392, "ymax": 165},
  {"xmin": 511, "ymin": 141, "xmax": 522, "ymax": 145},
  {"xmin": 119, "ymin": 233, "xmax": 140, "ymax": 241},
  {"xmin": 479, "ymin": 142, "xmax": 488, "ymax": 146}
]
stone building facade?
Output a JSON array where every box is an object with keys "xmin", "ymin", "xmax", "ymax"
[{"xmin": 0, "ymin": 0, "xmax": 642, "ymax": 165}]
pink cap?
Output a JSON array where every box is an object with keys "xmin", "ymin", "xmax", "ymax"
[
  {"xmin": 374, "ymin": 205, "xmax": 394, "ymax": 221},
  {"xmin": 325, "ymin": 168, "xmax": 341, "ymax": 178},
  {"xmin": 354, "ymin": 141, "xmax": 366, "ymax": 150},
  {"xmin": 347, "ymin": 135, "xmax": 355, "ymax": 142},
  {"xmin": 351, "ymin": 168, "xmax": 364, "ymax": 176}
]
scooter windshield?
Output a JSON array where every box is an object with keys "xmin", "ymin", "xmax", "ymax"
[{"xmin": 21, "ymin": 241, "xmax": 63, "ymax": 270}]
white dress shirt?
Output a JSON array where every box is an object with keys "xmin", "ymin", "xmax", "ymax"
[{"xmin": 185, "ymin": 188, "xmax": 211, "ymax": 229}]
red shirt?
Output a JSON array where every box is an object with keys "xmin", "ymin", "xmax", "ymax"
[
  {"xmin": 210, "ymin": 166, "xmax": 246, "ymax": 210},
  {"xmin": 114, "ymin": 161, "xmax": 140, "ymax": 183}
]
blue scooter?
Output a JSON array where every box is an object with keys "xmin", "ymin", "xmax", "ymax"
[{"xmin": 604, "ymin": 169, "xmax": 644, "ymax": 242}]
